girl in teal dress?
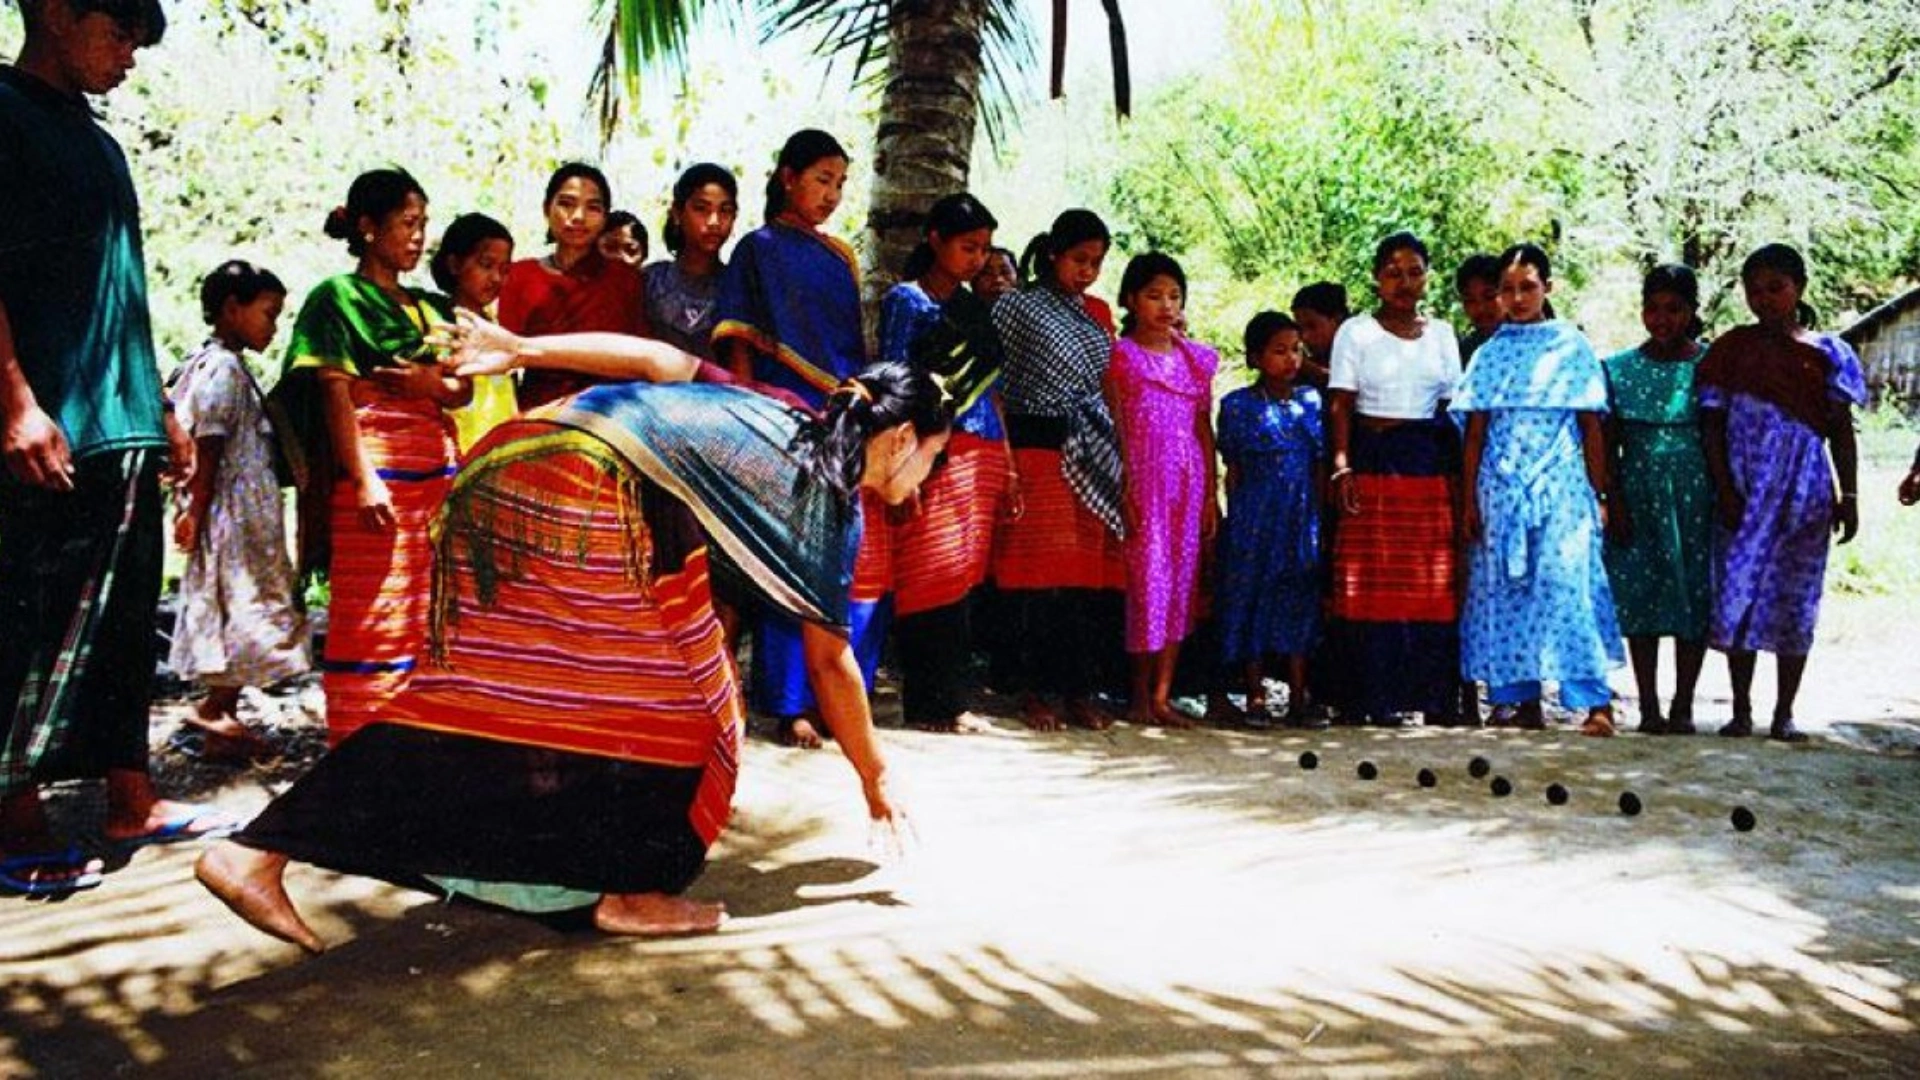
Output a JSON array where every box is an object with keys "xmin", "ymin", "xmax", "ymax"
[{"xmin": 1602, "ymin": 265, "xmax": 1711, "ymax": 734}]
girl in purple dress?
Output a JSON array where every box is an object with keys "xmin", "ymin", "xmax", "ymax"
[
  {"xmin": 1699, "ymin": 244, "xmax": 1864, "ymax": 742},
  {"xmin": 1105, "ymin": 253, "xmax": 1219, "ymax": 726}
]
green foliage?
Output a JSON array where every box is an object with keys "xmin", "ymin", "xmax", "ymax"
[{"xmin": 1100, "ymin": 1, "xmax": 1508, "ymax": 352}]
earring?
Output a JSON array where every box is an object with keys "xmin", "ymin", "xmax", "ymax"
[{"xmin": 364, "ymin": 234, "xmax": 376, "ymax": 244}]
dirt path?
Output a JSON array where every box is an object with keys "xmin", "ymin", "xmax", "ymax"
[{"xmin": 5, "ymin": 491, "xmax": 1919, "ymax": 1078}]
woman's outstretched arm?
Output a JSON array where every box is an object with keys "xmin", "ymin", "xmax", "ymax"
[{"xmin": 442, "ymin": 309, "xmax": 702, "ymax": 384}]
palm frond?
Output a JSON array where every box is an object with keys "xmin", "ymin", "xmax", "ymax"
[
  {"xmin": 765, "ymin": 0, "xmax": 1038, "ymax": 151},
  {"xmin": 589, "ymin": 0, "xmax": 740, "ymax": 138}
]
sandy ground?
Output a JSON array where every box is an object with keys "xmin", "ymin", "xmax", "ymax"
[{"xmin": 5, "ymin": 493, "xmax": 1920, "ymax": 1078}]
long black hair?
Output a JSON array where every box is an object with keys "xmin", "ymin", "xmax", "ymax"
[
  {"xmin": 323, "ymin": 168, "xmax": 428, "ymax": 257},
  {"xmin": 1741, "ymin": 242, "xmax": 1819, "ymax": 328},
  {"xmin": 765, "ymin": 129, "xmax": 849, "ymax": 222},
  {"xmin": 1290, "ymin": 281, "xmax": 1350, "ymax": 322},
  {"xmin": 1243, "ymin": 310, "xmax": 1299, "ymax": 367},
  {"xmin": 1371, "ymin": 231, "xmax": 1430, "ymax": 275},
  {"xmin": 663, "ymin": 162, "xmax": 739, "ymax": 254},
  {"xmin": 1017, "ymin": 209, "xmax": 1110, "ymax": 286},
  {"xmin": 430, "ymin": 213, "xmax": 514, "ymax": 294},
  {"xmin": 792, "ymin": 361, "xmax": 952, "ymax": 505},
  {"xmin": 1642, "ymin": 263, "xmax": 1705, "ymax": 340},
  {"xmin": 1116, "ymin": 251, "xmax": 1186, "ymax": 337},
  {"xmin": 901, "ymin": 193, "xmax": 999, "ymax": 281},
  {"xmin": 542, "ymin": 162, "xmax": 611, "ymax": 245},
  {"xmin": 1498, "ymin": 242, "xmax": 1558, "ymax": 320}
]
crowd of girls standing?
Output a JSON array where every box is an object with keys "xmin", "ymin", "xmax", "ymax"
[{"xmin": 173, "ymin": 131, "xmax": 1881, "ymax": 768}]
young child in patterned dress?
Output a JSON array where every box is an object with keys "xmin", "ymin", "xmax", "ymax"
[
  {"xmin": 1602, "ymin": 265, "xmax": 1711, "ymax": 734},
  {"xmin": 1105, "ymin": 253, "xmax": 1219, "ymax": 726},
  {"xmin": 169, "ymin": 262, "xmax": 311, "ymax": 762},
  {"xmin": 1214, "ymin": 313, "xmax": 1325, "ymax": 727}
]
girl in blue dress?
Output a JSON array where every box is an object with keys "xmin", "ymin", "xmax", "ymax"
[
  {"xmin": 1453, "ymin": 244, "xmax": 1624, "ymax": 735},
  {"xmin": 1215, "ymin": 313, "xmax": 1326, "ymax": 726}
]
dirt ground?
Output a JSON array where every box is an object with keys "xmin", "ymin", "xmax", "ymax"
[{"xmin": 5, "ymin": 483, "xmax": 1920, "ymax": 1078}]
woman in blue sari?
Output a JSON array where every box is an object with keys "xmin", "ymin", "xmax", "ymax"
[{"xmin": 713, "ymin": 130, "xmax": 880, "ymax": 747}]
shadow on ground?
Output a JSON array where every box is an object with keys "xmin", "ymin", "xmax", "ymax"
[{"xmin": 6, "ymin": 686, "xmax": 1920, "ymax": 1078}]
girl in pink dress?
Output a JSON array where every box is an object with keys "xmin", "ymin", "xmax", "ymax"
[{"xmin": 1105, "ymin": 253, "xmax": 1219, "ymax": 726}]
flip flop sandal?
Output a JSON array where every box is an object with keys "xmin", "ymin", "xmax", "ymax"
[
  {"xmin": 1, "ymin": 846, "xmax": 105, "ymax": 897},
  {"xmin": 113, "ymin": 804, "xmax": 241, "ymax": 850},
  {"xmin": 1579, "ymin": 711, "xmax": 1617, "ymax": 738}
]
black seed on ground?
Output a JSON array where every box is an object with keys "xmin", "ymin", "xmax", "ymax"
[
  {"xmin": 1299, "ymin": 751, "xmax": 1318, "ymax": 770},
  {"xmin": 1469, "ymin": 756, "xmax": 1491, "ymax": 779},
  {"xmin": 1417, "ymin": 768, "xmax": 1437, "ymax": 788},
  {"xmin": 1546, "ymin": 783, "xmax": 1569, "ymax": 806},
  {"xmin": 1619, "ymin": 791, "xmax": 1643, "ymax": 816},
  {"xmin": 1357, "ymin": 761, "xmax": 1378, "ymax": 781},
  {"xmin": 1490, "ymin": 776, "xmax": 1512, "ymax": 797},
  {"xmin": 1731, "ymin": 806, "xmax": 1756, "ymax": 832}
]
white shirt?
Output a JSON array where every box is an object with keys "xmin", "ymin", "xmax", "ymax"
[{"xmin": 1328, "ymin": 314, "xmax": 1462, "ymax": 420}]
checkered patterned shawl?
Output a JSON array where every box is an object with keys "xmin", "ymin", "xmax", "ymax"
[{"xmin": 991, "ymin": 285, "xmax": 1125, "ymax": 537}]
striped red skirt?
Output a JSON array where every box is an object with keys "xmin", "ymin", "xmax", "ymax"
[
  {"xmin": 397, "ymin": 432, "xmax": 741, "ymax": 847},
  {"xmin": 894, "ymin": 433, "xmax": 1009, "ymax": 617},
  {"xmin": 322, "ymin": 392, "xmax": 457, "ymax": 745},
  {"xmin": 992, "ymin": 446, "xmax": 1125, "ymax": 593}
]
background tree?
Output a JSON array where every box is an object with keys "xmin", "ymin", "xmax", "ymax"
[{"xmin": 593, "ymin": 0, "xmax": 1132, "ymax": 305}]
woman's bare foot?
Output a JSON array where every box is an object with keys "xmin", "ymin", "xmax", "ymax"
[
  {"xmin": 1065, "ymin": 698, "xmax": 1113, "ymax": 731},
  {"xmin": 779, "ymin": 717, "xmax": 824, "ymax": 749},
  {"xmin": 593, "ymin": 892, "xmax": 727, "ymax": 936},
  {"xmin": 1204, "ymin": 695, "xmax": 1244, "ymax": 727},
  {"xmin": 186, "ymin": 717, "xmax": 278, "ymax": 764},
  {"xmin": 1150, "ymin": 700, "xmax": 1195, "ymax": 729},
  {"xmin": 1021, "ymin": 695, "xmax": 1063, "ymax": 732},
  {"xmin": 194, "ymin": 842, "xmax": 324, "ymax": 954}
]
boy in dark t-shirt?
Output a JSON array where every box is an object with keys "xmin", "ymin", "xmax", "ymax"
[{"xmin": 1, "ymin": 0, "xmax": 231, "ymax": 897}]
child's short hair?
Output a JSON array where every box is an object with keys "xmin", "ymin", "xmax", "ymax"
[
  {"xmin": 1290, "ymin": 281, "xmax": 1349, "ymax": 321},
  {"xmin": 1453, "ymin": 253, "xmax": 1502, "ymax": 295},
  {"xmin": 21, "ymin": 0, "xmax": 166, "ymax": 45},
  {"xmin": 1243, "ymin": 310, "xmax": 1299, "ymax": 364},
  {"xmin": 199, "ymin": 260, "xmax": 286, "ymax": 325},
  {"xmin": 430, "ymin": 213, "xmax": 514, "ymax": 294}
]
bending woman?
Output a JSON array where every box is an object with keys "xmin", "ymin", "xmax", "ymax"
[{"xmin": 197, "ymin": 323, "xmax": 944, "ymax": 952}]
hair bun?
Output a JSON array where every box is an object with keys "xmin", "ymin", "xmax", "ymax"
[{"xmin": 323, "ymin": 205, "xmax": 352, "ymax": 240}]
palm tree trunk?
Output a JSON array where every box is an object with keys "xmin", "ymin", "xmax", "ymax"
[{"xmin": 863, "ymin": 0, "xmax": 988, "ymax": 315}]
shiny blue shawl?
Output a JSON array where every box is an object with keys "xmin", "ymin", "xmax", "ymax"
[{"xmin": 549, "ymin": 381, "xmax": 860, "ymax": 628}]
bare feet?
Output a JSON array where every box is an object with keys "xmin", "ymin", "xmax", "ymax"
[
  {"xmin": 1020, "ymin": 695, "xmax": 1063, "ymax": 732},
  {"xmin": 1064, "ymin": 698, "xmax": 1113, "ymax": 731},
  {"xmin": 906, "ymin": 712, "xmax": 992, "ymax": 734},
  {"xmin": 593, "ymin": 892, "xmax": 727, "ymax": 936},
  {"xmin": 195, "ymin": 842, "xmax": 324, "ymax": 954},
  {"xmin": 779, "ymin": 717, "xmax": 824, "ymax": 749},
  {"xmin": 1578, "ymin": 708, "xmax": 1617, "ymax": 738},
  {"xmin": 1150, "ymin": 700, "xmax": 1195, "ymax": 730},
  {"xmin": 185, "ymin": 717, "xmax": 279, "ymax": 764}
]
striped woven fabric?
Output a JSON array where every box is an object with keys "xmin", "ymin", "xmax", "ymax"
[
  {"xmin": 991, "ymin": 446, "xmax": 1125, "ymax": 592},
  {"xmin": 398, "ymin": 437, "xmax": 742, "ymax": 846},
  {"xmin": 894, "ymin": 433, "xmax": 1009, "ymax": 617},
  {"xmin": 850, "ymin": 489, "xmax": 893, "ymax": 605},
  {"xmin": 322, "ymin": 392, "xmax": 457, "ymax": 745},
  {"xmin": 1329, "ymin": 458, "xmax": 1459, "ymax": 623}
]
